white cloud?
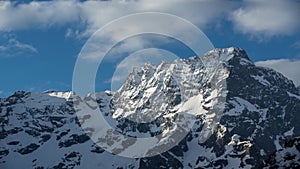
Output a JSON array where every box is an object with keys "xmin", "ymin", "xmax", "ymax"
[
  {"xmin": 0, "ymin": 0, "xmax": 233, "ymax": 60},
  {"xmin": 0, "ymin": 35, "xmax": 37, "ymax": 57},
  {"xmin": 0, "ymin": 1, "xmax": 80, "ymax": 31},
  {"xmin": 255, "ymin": 59, "xmax": 300, "ymax": 86},
  {"xmin": 230, "ymin": 0, "xmax": 300, "ymax": 38},
  {"xmin": 1, "ymin": 0, "xmax": 299, "ymax": 39},
  {"xmin": 0, "ymin": 0, "xmax": 234, "ymax": 37},
  {"xmin": 107, "ymin": 37, "xmax": 153, "ymax": 59},
  {"xmin": 105, "ymin": 36, "xmax": 174, "ymax": 61},
  {"xmin": 1, "ymin": 0, "xmax": 299, "ymax": 60},
  {"xmin": 77, "ymin": 10, "xmax": 216, "ymax": 61}
]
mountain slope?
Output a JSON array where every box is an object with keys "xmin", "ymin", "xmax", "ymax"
[{"xmin": 0, "ymin": 47, "xmax": 299, "ymax": 169}]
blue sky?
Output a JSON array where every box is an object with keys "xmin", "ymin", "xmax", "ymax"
[{"xmin": 1, "ymin": 0, "xmax": 300, "ymax": 97}]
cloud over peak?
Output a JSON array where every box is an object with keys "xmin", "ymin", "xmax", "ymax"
[
  {"xmin": 255, "ymin": 59, "xmax": 300, "ymax": 86},
  {"xmin": 230, "ymin": 0, "xmax": 300, "ymax": 37}
]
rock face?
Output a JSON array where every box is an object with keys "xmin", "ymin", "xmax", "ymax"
[{"xmin": 0, "ymin": 47, "xmax": 299, "ymax": 168}]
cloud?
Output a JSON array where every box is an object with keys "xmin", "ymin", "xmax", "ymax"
[
  {"xmin": 0, "ymin": 0, "xmax": 232, "ymax": 60},
  {"xmin": 1, "ymin": 0, "xmax": 299, "ymax": 39},
  {"xmin": 77, "ymin": 11, "xmax": 216, "ymax": 61},
  {"xmin": 104, "ymin": 35, "xmax": 174, "ymax": 61},
  {"xmin": 0, "ymin": 1, "xmax": 80, "ymax": 31},
  {"xmin": 1, "ymin": 0, "xmax": 299, "ymax": 59},
  {"xmin": 104, "ymin": 36, "xmax": 153, "ymax": 61},
  {"xmin": 0, "ymin": 0, "xmax": 234, "ymax": 37},
  {"xmin": 230, "ymin": 0, "xmax": 300, "ymax": 38},
  {"xmin": 0, "ymin": 34, "xmax": 37, "ymax": 57},
  {"xmin": 255, "ymin": 59, "xmax": 300, "ymax": 86}
]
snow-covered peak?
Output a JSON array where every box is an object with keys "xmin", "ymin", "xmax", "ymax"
[
  {"xmin": 202, "ymin": 47, "xmax": 252, "ymax": 66},
  {"xmin": 111, "ymin": 48, "xmax": 229, "ymax": 145},
  {"xmin": 45, "ymin": 91, "xmax": 74, "ymax": 100}
]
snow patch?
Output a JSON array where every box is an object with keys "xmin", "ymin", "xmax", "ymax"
[
  {"xmin": 274, "ymin": 136, "xmax": 283, "ymax": 151},
  {"xmin": 251, "ymin": 75, "xmax": 270, "ymax": 86},
  {"xmin": 284, "ymin": 127, "xmax": 294, "ymax": 137},
  {"xmin": 287, "ymin": 91, "xmax": 300, "ymax": 100}
]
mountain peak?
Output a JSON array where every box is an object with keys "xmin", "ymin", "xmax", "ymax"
[{"xmin": 203, "ymin": 47, "xmax": 252, "ymax": 64}]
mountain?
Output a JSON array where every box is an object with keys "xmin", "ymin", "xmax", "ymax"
[{"xmin": 1, "ymin": 47, "xmax": 299, "ymax": 169}]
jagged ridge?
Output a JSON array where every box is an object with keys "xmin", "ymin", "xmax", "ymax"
[{"xmin": 0, "ymin": 47, "xmax": 299, "ymax": 169}]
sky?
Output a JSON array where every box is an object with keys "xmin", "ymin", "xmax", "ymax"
[{"xmin": 0, "ymin": 0, "xmax": 300, "ymax": 97}]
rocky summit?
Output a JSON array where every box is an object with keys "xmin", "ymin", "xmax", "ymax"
[{"xmin": 0, "ymin": 47, "xmax": 299, "ymax": 168}]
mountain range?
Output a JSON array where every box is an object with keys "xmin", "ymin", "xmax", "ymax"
[{"xmin": 1, "ymin": 47, "xmax": 299, "ymax": 169}]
